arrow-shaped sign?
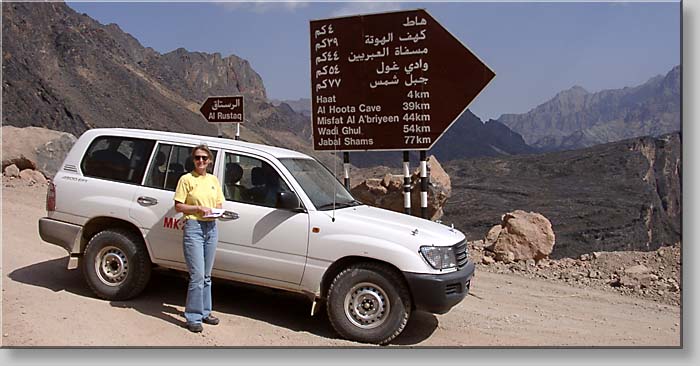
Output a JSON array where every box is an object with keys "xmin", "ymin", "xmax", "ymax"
[
  {"xmin": 310, "ymin": 9, "xmax": 495, "ymax": 151},
  {"xmin": 199, "ymin": 96, "xmax": 245, "ymax": 123}
]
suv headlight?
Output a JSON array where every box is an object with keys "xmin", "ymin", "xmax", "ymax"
[{"xmin": 419, "ymin": 245, "xmax": 457, "ymax": 270}]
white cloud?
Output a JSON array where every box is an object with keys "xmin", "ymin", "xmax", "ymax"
[{"xmin": 330, "ymin": 2, "xmax": 404, "ymax": 18}]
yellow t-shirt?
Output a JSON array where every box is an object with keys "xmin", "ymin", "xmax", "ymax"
[{"xmin": 173, "ymin": 172, "xmax": 225, "ymax": 221}]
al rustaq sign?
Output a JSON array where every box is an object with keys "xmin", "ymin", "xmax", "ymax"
[
  {"xmin": 310, "ymin": 9, "xmax": 495, "ymax": 151},
  {"xmin": 199, "ymin": 96, "xmax": 245, "ymax": 123}
]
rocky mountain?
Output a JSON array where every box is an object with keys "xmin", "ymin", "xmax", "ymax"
[
  {"xmin": 271, "ymin": 98, "xmax": 312, "ymax": 117},
  {"xmin": 2, "ymin": 2, "xmax": 332, "ymax": 166},
  {"xmin": 442, "ymin": 132, "xmax": 681, "ymax": 259},
  {"xmin": 498, "ymin": 66, "xmax": 681, "ymax": 151}
]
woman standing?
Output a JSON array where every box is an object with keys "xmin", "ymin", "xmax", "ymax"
[{"xmin": 174, "ymin": 144, "xmax": 224, "ymax": 333}]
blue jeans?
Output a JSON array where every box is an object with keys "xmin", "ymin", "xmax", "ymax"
[{"xmin": 182, "ymin": 219, "xmax": 218, "ymax": 325}]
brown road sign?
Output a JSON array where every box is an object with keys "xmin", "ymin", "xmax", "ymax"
[
  {"xmin": 310, "ymin": 9, "xmax": 495, "ymax": 151},
  {"xmin": 199, "ymin": 96, "xmax": 245, "ymax": 123}
]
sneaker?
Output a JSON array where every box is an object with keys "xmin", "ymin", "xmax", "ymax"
[
  {"xmin": 187, "ymin": 322, "xmax": 203, "ymax": 333},
  {"xmin": 202, "ymin": 315, "xmax": 220, "ymax": 325}
]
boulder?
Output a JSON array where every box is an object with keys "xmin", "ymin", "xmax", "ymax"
[
  {"xmin": 624, "ymin": 264, "xmax": 650, "ymax": 275},
  {"xmin": 4, "ymin": 164, "xmax": 20, "ymax": 177},
  {"xmin": 484, "ymin": 210, "xmax": 556, "ymax": 261},
  {"xmin": 350, "ymin": 155, "xmax": 451, "ymax": 221},
  {"xmin": 1, "ymin": 126, "xmax": 77, "ymax": 179},
  {"xmin": 619, "ymin": 273, "xmax": 654, "ymax": 289},
  {"xmin": 19, "ymin": 169, "xmax": 48, "ymax": 185}
]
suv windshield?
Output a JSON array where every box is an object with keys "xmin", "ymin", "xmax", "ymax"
[{"xmin": 280, "ymin": 158, "xmax": 360, "ymax": 211}]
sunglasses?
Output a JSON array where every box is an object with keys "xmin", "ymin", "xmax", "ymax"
[{"xmin": 193, "ymin": 155, "xmax": 209, "ymax": 162}]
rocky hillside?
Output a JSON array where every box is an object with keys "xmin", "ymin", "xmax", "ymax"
[
  {"xmin": 272, "ymin": 98, "xmax": 312, "ymax": 117},
  {"xmin": 498, "ymin": 66, "xmax": 681, "ymax": 151},
  {"xmin": 469, "ymin": 240, "xmax": 680, "ymax": 306},
  {"xmin": 442, "ymin": 132, "xmax": 681, "ymax": 259},
  {"xmin": 2, "ymin": 2, "xmax": 332, "ymax": 166}
]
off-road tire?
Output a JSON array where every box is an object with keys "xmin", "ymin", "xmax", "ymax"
[
  {"xmin": 326, "ymin": 263, "xmax": 412, "ymax": 345},
  {"xmin": 82, "ymin": 229, "xmax": 152, "ymax": 300}
]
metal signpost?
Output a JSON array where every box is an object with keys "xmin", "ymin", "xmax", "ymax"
[
  {"xmin": 310, "ymin": 9, "xmax": 495, "ymax": 218},
  {"xmin": 199, "ymin": 95, "xmax": 245, "ymax": 140}
]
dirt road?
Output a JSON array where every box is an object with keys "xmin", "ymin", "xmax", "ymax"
[{"xmin": 1, "ymin": 180, "xmax": 681, "ymax": 347}]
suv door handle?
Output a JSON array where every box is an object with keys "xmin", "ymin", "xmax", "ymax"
[
  {"xmin": 220, "ymin": 210, "xmax": 239, "ymax": 220},
  {"xmin": 137, "ymin": 196, "xmax": 158, "ymax": 206}
]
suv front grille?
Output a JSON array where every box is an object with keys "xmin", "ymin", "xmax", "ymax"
[{"xmin": 453, "ymin": 240, "xmax": 468, "ymax": 268}]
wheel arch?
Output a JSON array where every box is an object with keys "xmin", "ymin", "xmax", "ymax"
[
  {"xmin": 319, "ymin": 256, "xmax": 413, "ymax": 308},
  {"xmin": 80, "ymin": 217, "xmax": 146, "ymax": 256}
]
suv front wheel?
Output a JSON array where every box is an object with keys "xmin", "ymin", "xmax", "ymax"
[
  {"xmin": 326, "ymin": 263, "xmax": 412, "ymax": 345},
  {"xmin": 82, "ymin": 229, "xmax": 151, "ymax": 300}
]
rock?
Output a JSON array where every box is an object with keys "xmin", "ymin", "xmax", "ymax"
[
  {"xmin": 485, "ymin": 225, "xmax": 502, "ymax": 247},
  {"xmin": 580, "ymin": 253, "xmax": 591, "ymax": 261},
  {"xmin": 482, "ymin": 256, "xmax": 495, "ymax": 265},
  {"xmin": 616, "ymin": 264, "xmax": 656, "ymax": 289},
  {"xmin": 4, "ymin": 164, "xmax": 20, "ymax": 177},
  {"xmin": 608, "ymin": 277, "xmax": 622, "ymax": 287},
  {"xmin": 592, "ymin": 252, "xmax": 602, "ymax": 259},
  {"xmin": 484, "ymin": 210, "xmax": 556, "ymax": 261},
  {"xmin": 350, "ymin": 155, "xmax": 450, "ymax": 220},
  {"xmin": 637, "ymin": 274, "xmax": 654, "ymax": 288},
  {"xmin": 19, "ymin": 169, "xmax": 47, "ymax": 185},
  {"xmin": 1, "ymin": 126, "xmax": 77, "ymax": 179},
  {"xmin": 494, "ymin": 250, "xmax": 515, "ymax": 264},
  {"xmin": 624, "ymin": 265, "xmax": 650, "ymax": 275}
]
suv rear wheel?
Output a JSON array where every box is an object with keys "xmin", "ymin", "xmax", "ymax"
[
  {"xmin": 326, "ymin": 263, "xmax": 412, "ymax": 345},
  {"xmin": 82, "ymin": 229, "xmax": 151, "ymax": 300}
]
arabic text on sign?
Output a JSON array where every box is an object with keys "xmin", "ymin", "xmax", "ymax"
[
  {"xmin": 398, "ymin": 29, "xmax": 427, "ymax": 43},
  {"xmin": 402, "ymin": 16, "xmax": 427, "ymax": 27},
  {"xmin": 212, "ymin": 99, "xmax": 240, "ymax": 111},
  {"xmin": 315, "ymin": 37, "xmax": 339, "ymax": 51},
  {"xmin": 315, "ymin": 50, "xmax": 340, "ymax": 65},
  {"xmin": 314, "ymin": 24, "xmax": 334, "ymax": 39}
]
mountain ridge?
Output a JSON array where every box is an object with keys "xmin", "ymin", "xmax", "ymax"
[
  {"xmin": 2, "ymin": 1, "xmax": 341, "ymax": 166},
  {"xmin": 497, "ymin": 66, "xmax": 680, "ymax": 151}
]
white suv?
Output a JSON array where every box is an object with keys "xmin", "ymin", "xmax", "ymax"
[{"xmin": 39, "ymin": 128, "xmax": 475, "ymax": 344}]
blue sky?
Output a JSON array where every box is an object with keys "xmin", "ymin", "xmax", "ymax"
[{"xmin": 66, "ymin": 1, "xmax": 681, "ymax": 121}]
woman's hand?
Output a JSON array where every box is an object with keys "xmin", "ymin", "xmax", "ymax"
[
  {"xmin": 175, "ymin": 202, "xmax": 212, "ymax": 216},
  {"xmin": 197, "ymin": 206, "xmax": 212, "ymax": 216}
]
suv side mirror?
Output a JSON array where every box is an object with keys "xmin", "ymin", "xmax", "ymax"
[{"xmin": 276, "ymin": 191, "xmax": 303, "ymax": 211}]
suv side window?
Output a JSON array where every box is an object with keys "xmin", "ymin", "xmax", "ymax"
[
  {"xmin": 144, "ymin": 143, "xmax": 217, "ymax": 190},
  {"xmin": 81, "ymin": 136, "xmax": 155, "ymax": 184},
  {"xmin": 223, "ymin": 153, "xmax": 289, "ymax": 208}
]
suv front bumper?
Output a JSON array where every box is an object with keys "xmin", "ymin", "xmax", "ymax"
[{"xmin": 403, "ymin": 260, "xmax": 475, "ymax": 314}]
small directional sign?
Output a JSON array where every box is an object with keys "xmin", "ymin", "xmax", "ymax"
[
  {"xmin": 310, "ymin": 9, "xmax": 495, "ymax": 151},
  {"xmin": 199, "ymin": 96, "xmax": 245, "ymax": 123}
]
